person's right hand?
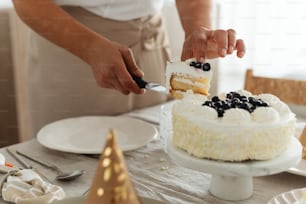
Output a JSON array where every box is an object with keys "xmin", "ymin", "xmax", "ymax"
[{"xmin": 86, "ymin": 40, "xmax": 145, "ymax": 95}]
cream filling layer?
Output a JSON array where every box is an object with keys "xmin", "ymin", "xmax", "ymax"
[
  {"xmin": 172, "ymin": 78, "xmax": 209, "ymax": 88},
  {"xmin": 165, "ymin": 58, "xmax": 212, "ymax": 93}
]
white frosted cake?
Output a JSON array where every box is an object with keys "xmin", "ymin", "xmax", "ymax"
[
  {"xmin": 172, "ymin": 90, "xmax": 296, "ymax": 161},
  {"xmin": 166, "ymin": 58, "xmax": 212, "ymax": 99}
]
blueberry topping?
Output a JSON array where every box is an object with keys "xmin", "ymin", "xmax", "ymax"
[
  {"xmin": 189, "ymin": 61, "xmax": 196, "ymax": 67},
  {"xmin": 249, "ymin": 98, "xmax": 268, "ymax": 107},
  {"xmin": 248, "ymin": 97, "xmax": 257, "ymax": 104},
  {"xmin": 238, "ymin": 103, "xmax": 252, "ymax": 113},
  {"xmin": 231, "ymin": 98, "xmax": 242, "ymax": 107},
  {"xmin": 217, "ymin": 108, "xmax": 225, "ymax": 117},
  {"xmin": 221, "ymin": 103, "xmax": 231, "ymax": 110},
  {"xmin": 213, "ymin": 101, "xmax": 224, "ymax": 108},
  {"xmin": 195, "ymin": 62, "xmax": 202, "ymax": 69},
  {"xmin": 189, "ymin": 61, "xmax": 211, "ymax": 71},
  {"xmin": 230, "ymin": 91, "xmax": 241, "ymax": 98},
  {"xmin": 211, "ymin": 96, "xmax": 220, "ymax": 102},
  {"xmin": 239, "ymin": 95, "xmax": 248, "ymax": 102},
  {"xmin": 202, "ymin": 63, "xmax": 211, "ymax": 71},
  {"xmin": 226, "ymin": 93, "xmax": 234, "ymax": 100},
  {"xmin": 202, "ymin": 91, "xmax": 270, "ymax": 117},
  {"xmin": 203, "ymin": 101, "xmax": 213, "ymax": 107},
  {"xmin": 261, "ymin": 102, "xmax": 269, "ymax": 107}
]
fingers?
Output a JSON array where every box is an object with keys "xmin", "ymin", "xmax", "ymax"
[
  {"xmin": 227, "ymin": 29, "xmax": 236, "ymax": 54},
  {"xmin": 235, "ymin": 39, "xmax": 246, "ymax": 58},
  {"xmin": 213, "ymin": 30, "xmax": 228, "ymax": 57},
  {"xmin": 193, "ymin": 33, "xmax": 207, "ymax": 63},
  {"xmin": 109, "ymin": 75, "xmax": 131, "ymax": 95},
  {"xmin": 182, "ymin": 28, "xmax": 209, "ymax": 62},
  {"xmin": 93, "ymin": 67, "xmax": 130, "ymax": 95},
  {"xmin": 93, "ymin": 48, "xmax": 144, "ymax": 95},
  {"xmin": 181, "ymin": 39, "xmax": 193, "ymax": 61},
  {"xmin": 121, "ymin": 48, "xmax": 144, "ymax": 77},
  {"xmin": 117, "ymin": 47, "xmax": 145, "ymax": 94}
]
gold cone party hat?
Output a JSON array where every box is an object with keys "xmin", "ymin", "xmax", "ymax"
[{"xmin": 86, "ymin": 129, "xmax": 140, "ymax": 204}]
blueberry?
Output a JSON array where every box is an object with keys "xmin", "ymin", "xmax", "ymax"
[
  {"xmin": 221, "ymin": 103, "xmax": 231, "ymax": 110},
  {"xmin": 213, "ymin": 101, "xmax": 224, "ymax": 108},
  {"xmin": 202, "ymin": 63, "xmax": 211, "ymax": 71},
  {"xmin": 217, "ymin": 108, "xmax": 225, "ymax": 117},
  {"xmin": 248, "ymin": 97, "xmax": 257, "ymax": 104},
  {"xmin": 211, "ymin": 96, "xmax": 220, "ymax": 102},
  {"xmin": 240, "ymin": 102, "xmax": 255, "ymax": 113},
  {"xmin": 249, "ymin": 104, "xmax": 257, "ymax": 112},
  {"xmin": 255, "ymin": 100, "xmax": 264, "ymax": 107},
  {"xmin": 202, "ymin": 101, "xmax": 213, "ymax": 107},
  {"xmin": 259, "ymin": 102, "xmax": 269, "ymax": 107},
  {"xmin": 231, "ymin": 98, "xmax": 241, "ymax": 105},
  {"xmin": 195, "ymin": 62, "xmax": 202, "ymax": 69},
  {"xmin": 226, "ymin": 93, "xmax": 233, "ymax": 100},
  {"xmin": 189, "ymin": 61, "xmax": 196, "ymax": 67},
  {"xmin": 239, "ymin": 95, "xmax": 248, "ymax": 102},
  {"xmin": 252, "ymin": 99, "xmax": 268, "ymax": 107},
  {"xmin": 238, "ymin": 103, "xmax": 250, "ymax": 112},
  {"xmin": 230, "ymin": 92, "xmax": 241, "ymax": 98}
]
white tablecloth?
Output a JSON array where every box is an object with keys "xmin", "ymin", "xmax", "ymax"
[{"xmin": 0, "ymin": 103, "xmax": 306, "ymax": 204}]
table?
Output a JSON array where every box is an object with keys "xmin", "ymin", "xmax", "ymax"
[
  {"xmin": 0, "ymin": 105, "xmax": 306, "ymax": 204},
  {"xmin": 1, "ymin": 139, "xmax": 306, "ymax": 204}
]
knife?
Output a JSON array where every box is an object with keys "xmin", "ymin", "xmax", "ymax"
[
  {"xmin": 6, "ymin": 148, "xmax": 32, "ymax": 169},
  {"xmin": 132, "ymin": 75, "xmax": 167, "ymax": 93},
  {"xmin": 6, "ymin": 148, "xmax": 53, "ymax": 183}
]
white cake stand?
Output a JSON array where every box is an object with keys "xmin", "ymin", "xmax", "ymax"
[{"xmin": 167, "ymin": 137, "xmax": 302, "ymax": 201}]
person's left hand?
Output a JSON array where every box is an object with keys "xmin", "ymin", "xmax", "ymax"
[{"xmin": 181, "ymin": 27, "xmax": 245, "ymax": 62}]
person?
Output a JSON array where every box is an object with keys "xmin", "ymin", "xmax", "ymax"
[{"xmin": 12, "ymin": 0, "xmax": 245, "ymax": 136}]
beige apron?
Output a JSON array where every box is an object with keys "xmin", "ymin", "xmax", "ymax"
[{"xmin": 26, "ymin": 7, "xmax": 171, "ymax": 135}]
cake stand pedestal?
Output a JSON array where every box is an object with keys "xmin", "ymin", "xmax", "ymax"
[{"xmin": 167, "ymin": 137, "xmax": 302, "ymax": 201}]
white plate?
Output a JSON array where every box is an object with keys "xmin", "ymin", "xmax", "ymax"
[
  {"xmin": 288, "ymin": 122, "xmax": 306, "ymax": 176},
  {"xmin": 37, "ymin": 116, "xmax": 157, "ymax": 154},
  {"xmin": 52, "ymin": 196, "xmax": 166, "ymax": 204},
  {"xmin": 268, "ymin": 187, "xmax": 306, "ymax": 204}
]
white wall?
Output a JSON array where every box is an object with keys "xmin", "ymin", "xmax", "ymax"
[
  {"xmin": 217, "ymin": 0, "xmax": 306, "ymax": 93},
  {"xmin": 0, "ymin": 0, "xmax": 12, "ymax": 9}
]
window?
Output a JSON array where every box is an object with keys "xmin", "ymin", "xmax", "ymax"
[{"xmin": 218, "ymin": 0, "xmax": 306, "ymax": 93}]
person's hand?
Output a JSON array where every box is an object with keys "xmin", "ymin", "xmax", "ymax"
[
  {"xmin": 181, "ymin": 27, "xmax": 245, "ymax": 62},
  {"xmin": 87, "ymin": 40, "xmax": 145, "ymax": 95}
]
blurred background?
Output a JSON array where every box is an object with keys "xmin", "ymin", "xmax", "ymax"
[{"xmin": 1, "ymin": 0, "xmax": 306, "ymax": 145}]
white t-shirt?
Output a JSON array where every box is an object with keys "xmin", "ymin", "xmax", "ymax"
[{"xmin": 54, "ymin": 0, "xmax": 167, "ymax": 21}]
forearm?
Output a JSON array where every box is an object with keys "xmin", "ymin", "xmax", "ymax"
[
  {"xmin": 12, "ymin": 0, "xmax": 108, "ymax": 64},
  {"xmin": 175, "ymin": 0, "xmax": 212, "ymax": 37}
]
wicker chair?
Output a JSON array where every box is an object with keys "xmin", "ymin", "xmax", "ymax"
[{"xmin": 244, "ymin": 69, "xmax": 306, "ymax": 106}]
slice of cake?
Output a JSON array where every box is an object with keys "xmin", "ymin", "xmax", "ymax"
[
  {"xmin": 165, "ymin": 58, "xmax": 213, "ymax": 99},
  {"xmin": 171, "ymin": 90, "xmax": 296, "ymax": 161},
  {"xmin": 86, "ymin": 129, "xmax": 140, "ymax": 204}
]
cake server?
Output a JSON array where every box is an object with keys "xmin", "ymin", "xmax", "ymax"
[{"xmin": 132, "ymin": 75, "xmax": 167, "ymax": 93}]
